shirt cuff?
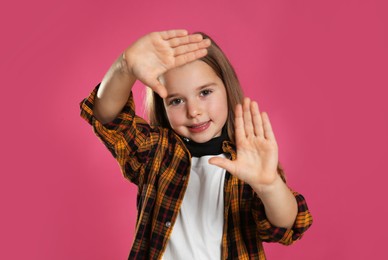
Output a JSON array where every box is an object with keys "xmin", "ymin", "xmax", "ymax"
[
  {"xmin": 79, "ymin": 83, "xmax": 137, "ymax": 131},
  {"xmin": 253, "ymin": 191, "xmax": 313, "ymax": 245}
]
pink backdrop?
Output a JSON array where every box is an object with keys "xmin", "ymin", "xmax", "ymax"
[{"xmin": 1, "ymin": 0, "xmax": 387, "ymax": 259}]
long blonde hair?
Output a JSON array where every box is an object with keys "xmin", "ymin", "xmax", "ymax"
[{"xmin": 145, "ymin": 32, "xmax": 244, "ymax": 143}]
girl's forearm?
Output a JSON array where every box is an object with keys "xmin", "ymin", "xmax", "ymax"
[
  {"xmin": 94, "ymin": 54, "xmax": 137, "ymax": 124},
  {"xmin": 252, "ymin": 175, "xmax": 298, "ymax": 229}
]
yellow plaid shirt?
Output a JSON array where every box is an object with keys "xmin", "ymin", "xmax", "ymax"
[{"xmin": 80, "ymin": 84, "xmax": 313, "ymax": 259}]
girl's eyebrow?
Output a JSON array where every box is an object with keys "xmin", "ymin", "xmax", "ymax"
[
  {"xmin": 166, "ymin": 83, "xmax": 216, "ymax": 99},
  {"xmin": 197, "ymin": 82, "xmax": 216, "ymax": 90}
]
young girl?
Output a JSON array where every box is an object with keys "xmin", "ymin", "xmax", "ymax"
[{"xmin": 80, "ymin": 29, "xmax": 312, "ymax": 259}]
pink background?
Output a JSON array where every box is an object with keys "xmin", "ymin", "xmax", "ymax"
[{"xmin": 1, "ymin": 0, "xmax": 387, "ymax": 259}]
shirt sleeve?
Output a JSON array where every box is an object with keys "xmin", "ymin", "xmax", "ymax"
[
  {"xmin": 252, "ymin": 190, "xmax": 313, "ymax": 245},
  {"xmin": 79, "ymin": 84, "xmax": 155, "ymax": 185}
]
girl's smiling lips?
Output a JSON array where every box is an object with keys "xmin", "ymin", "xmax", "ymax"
[{"xmin": 187, "ymin": 121, "xmax": 211, "ymax": 133}]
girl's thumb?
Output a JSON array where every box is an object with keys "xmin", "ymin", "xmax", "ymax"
[
  {"xmin": 150, "ymin": 80, "xmax": 168, "ymax": 98},
  {"xmin": 208, "ymin": 157, "xmax": 234, "ymax": 173}
]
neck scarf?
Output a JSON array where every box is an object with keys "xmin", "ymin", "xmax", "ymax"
[{"xmin": 180, "ymin": 128, "xmax": 229, "ymax": 157}]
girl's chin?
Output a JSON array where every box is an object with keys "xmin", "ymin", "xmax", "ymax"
[{"xmin": 187, "ymin": 134, "xmax": 216, "ymax": 143}]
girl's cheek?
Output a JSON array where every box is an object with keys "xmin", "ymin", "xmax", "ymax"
[{"xmin": 167, "ymin": 110, "xmax": 181, "ymax": 125}]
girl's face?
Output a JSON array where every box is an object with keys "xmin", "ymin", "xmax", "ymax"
[{"xmin": 162, "ymin": 60, "xmax": 228, "ymax": 143}]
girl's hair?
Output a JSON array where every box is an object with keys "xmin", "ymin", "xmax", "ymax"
[{"xmin": 145, "ymin": 32, "xmax": 244, "ymax": 143}]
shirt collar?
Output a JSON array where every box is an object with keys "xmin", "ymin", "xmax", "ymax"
[{"xmin": 180, "ymin": 128, "xmax": 230, "ymax": 157}]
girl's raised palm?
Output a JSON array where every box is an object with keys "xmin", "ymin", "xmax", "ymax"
[
  {"xmin": 123, "ymin": 30, "xmax": 211, "ymax": 98},
  {"xmin": 209, "ymin": 98, "xmax": 279, "ymax": 192}
]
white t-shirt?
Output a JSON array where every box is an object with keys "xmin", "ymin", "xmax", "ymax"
[{"xmin": 162, "ymin": 154, "xmax": 226, "ymax": 259}]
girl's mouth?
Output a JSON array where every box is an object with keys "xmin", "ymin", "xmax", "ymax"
[{"xmin": 188, "ymin": 121, "xmax": 211, "ymax": 133}]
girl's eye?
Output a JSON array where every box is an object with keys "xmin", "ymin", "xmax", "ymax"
[
  {"xmin": 200, "ymin": 89, "xmax": 213, "ymax": 96},
  {"xmin": 169, "ymin": 98, "xmax": 183, "ymax": 106}
]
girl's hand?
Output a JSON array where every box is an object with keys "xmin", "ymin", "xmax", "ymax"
[
  {"xmin": 123, "ymin": 29, "xmax": 211, "ymax": 98},
  {"xmin": 209, "ymin": 98, "xmax": 279, "ymax": 194}
]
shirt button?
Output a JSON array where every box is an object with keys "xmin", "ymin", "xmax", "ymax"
[{"xmin": 165, "ymin": 221, "xmax": 171, "ymax": 228}]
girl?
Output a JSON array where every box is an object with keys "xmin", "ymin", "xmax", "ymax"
[{"xmin": 80, "ymin": 29, "xmax": 312, "ymax": 259}]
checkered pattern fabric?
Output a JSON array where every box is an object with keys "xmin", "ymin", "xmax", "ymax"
[{"xmin": 80, "ymin": 84, "xmax": 313, "ymax": 259}]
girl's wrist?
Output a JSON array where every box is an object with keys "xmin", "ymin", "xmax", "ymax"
[
  {"xmin": 118, "ymin": 52, "xmax": 135, "ymax": 77},
  {"xmin": 252, "ymin": 174, "xmax": 285, "ymax": 198}
]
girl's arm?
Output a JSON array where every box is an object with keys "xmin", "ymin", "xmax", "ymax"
[
  {"xmin": 93, "ymin": 55, "xmax": 136, "ymax": 124},
  {"xmin": 93, "ymin": 30, "xmax": 211, "ymax": 124},
  {"xmin": 209, "ymin": 98, "xmax": 297, "ymax": 228},
  {"xmin": 251, "ymin": 173, "xmax": 298, "ymax": 228}
]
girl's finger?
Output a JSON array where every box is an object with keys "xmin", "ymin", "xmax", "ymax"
[
  {"xmin": 262, "ymin": 112, "xmax": 276, "ymax": 141},
  {"xmin": 251, "ymin": 101, "xmax": 264, "ymax": 137},
  {"xmin": 174, "ymin": 49, "xmax": 208, "ymax": 67},
  {"xmin": 243, "ymin": 98, "xmax": 254, "ymax": 137},
  {"xmin": 168, "ymin": 34, "xmax": 204, "ymax": 48},
  {"xmin": 234, "ymin": 104, "xmax": 245, "ymax": 143},
  {"xmin": 173, "ymin": 40, "xmax": 211, "ymax": 56},
  {"xmin": 160, "ymin": 29, "xmax": 188, "ymax": 40},
  {"xmin": 208, "ymin": 157, "xmax": 236, "ymax": 175},
  {"xmin": 149, "ymin": 79, "xmax": 168, "ymax": 98}
]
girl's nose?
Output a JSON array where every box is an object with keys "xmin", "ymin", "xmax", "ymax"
[{"xmin": 187, "ymin": 101, "xmax": 202, "ymax": 118}]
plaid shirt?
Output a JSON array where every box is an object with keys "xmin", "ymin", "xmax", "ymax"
[{"xmin": 80, "ymin": 85, "xmax": 313, "ymax": 260}]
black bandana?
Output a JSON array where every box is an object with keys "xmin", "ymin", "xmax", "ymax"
[{"xmin": 180, "ymin": 128, "xmax": 229, "ymax": 157}]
